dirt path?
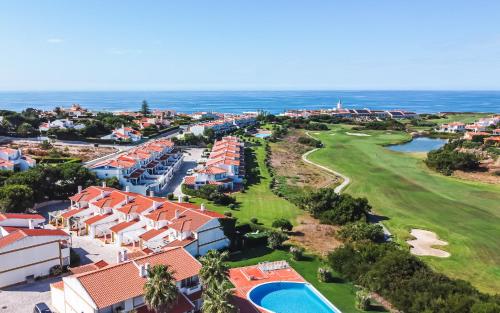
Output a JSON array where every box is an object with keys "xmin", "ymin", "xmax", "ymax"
[{"xmin": 302, "ymin": 132, "xmax": 351, "ymax": 194}]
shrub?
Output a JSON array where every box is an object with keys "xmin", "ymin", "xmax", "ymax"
[
  {"xmin": 317, "ymin": 267, "xmax": 333, "ymax": 283},
  {"xmin": 297, "ymin": 136, "xmax": 322, "ymax": 147},
  {"xmin": 337, "ymin": 222, "xmax": 385, "ymax": 243},
  {"xmin": 224, "ymin": 211, "xmax": 232, "ymax": 217},
  {"xmin": 182, "ymin": 195, "xmax": 190, "ymax": 202},
  {"xmin": 50, "ymin": 265, "xmax": 64, "ymax": 276},
  {"xmin": 267, "ymin": 231, "xmax": 288, "ymax": 249},
  {"xmin": 289, "ymin": 246, "xmax": 304, "ymax": 260},
  {"xmin": 228, "ymin": 203, "xmax": 236, "ymax": 210},
  {"xmin": 425, "ymin": 142, "xmax": 480, "ymax": 175},
  {"xmin": 272, "ymin": 218, "xmax": 293, "ymax": 232},
  {"xmin": 167, "ymin": 193, "xmax": 174, "ymax": 200},
  {"xmin": 355, "ymin": 289, "xmax": 371, "ymax": 311},
  {"xmin": 250, "ymin": 217, "xmax": 259, "ymax": 224}
]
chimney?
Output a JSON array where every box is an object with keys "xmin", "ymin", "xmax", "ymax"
[
  {"xmin": 125, "ymin": 185, "xmax": 130, "ymax": 192},
  {"xmin": 102, "ymin": 181, "xmax": 106, "ymax": 188},
  {"xmin": 153, "ymin": 200, "xmax": 161, "ymax": 209},
  {"xmin": 138, "ymin": 263, "xmax": 150, "ymax": 278},
  {"xmin": 28, "ymin": 219, "xmax": 34, "ymax": 229},
  {"xmin": 149, "ymin": 190, "xmax": 155, "ymax": 197},
  {"xmin": 175, "ymin": 210, "xmax": 180, "ymax": 219},
  {"xmin": 200, "ymin": 203, "xmax": 205, "ymax": 212},
  {"xmin": 178, "ymin": 196, "xmax": 182, "ymax": 203},
  {"xmin": 77, "ymin": 185, "xmax": 83, "ymax": 193}
]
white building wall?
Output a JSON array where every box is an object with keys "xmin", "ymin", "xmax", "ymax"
[
  {"xmin": 195, "ymin": 219, "xmax": 230, "ymax": 256},
  {"xmin": 0, "ymin": 237, "xmax": 65, "ymax": 288},
  {"xmin": 63, "ymin": 277, "xmax": 98, "ymax": 313},
  {"xmin": 51, "ymin": 285, "xmax": 65, "ymax": 313}
]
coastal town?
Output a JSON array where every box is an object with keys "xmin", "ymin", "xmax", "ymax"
[{"xmin": 0, "ymin": 100, "xmax": 499, "ymax": 313}]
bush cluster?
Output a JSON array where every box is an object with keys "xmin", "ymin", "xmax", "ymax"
[
  {"xmin": 425, "ymin": 141, "xmax": 480, "ymax": 175},
  {"xmin": 182, "ymin": 184, "xmax": 236, "ymax": 206}
]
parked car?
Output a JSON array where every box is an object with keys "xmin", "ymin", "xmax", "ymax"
[
  {"xmin": 33, "ymin": 303, "xmax": 52, "ymax": 313},
  {"xmin": 186, "ymin": 169, "xmax": 194, "ymax": 175}
]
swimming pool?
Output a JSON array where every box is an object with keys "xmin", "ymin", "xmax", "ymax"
[
  {"xmin": 255, "ymin": 133, "xmax": 271, "ymax": 138},
  {"xmin": 248, "ymin": 281, "xmax": 341, "ymax": 313}
]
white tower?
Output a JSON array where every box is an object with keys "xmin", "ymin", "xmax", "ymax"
[{"xmin": 336, "ymin": 99, "xmax": 342, "ymax": 111}]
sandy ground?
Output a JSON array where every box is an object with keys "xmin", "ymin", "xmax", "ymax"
[
  {"xmin": 345, "ymin": 132, "xmax": 371, "ymax": 136},
  {"xmin": 407, "ymin": 229, "xmax": 450, "ymax": 258},
  {"xmin": 453, "ymin": 158, "xmax": 500, "ymax": 184},
  {"xmin": 270, "ymin": 129, "xmax": 339, "ymax": 188},
  {"xmin": 287, "ymin": 214, "xmax": 343, "ymax": 257},
  {"xmin": 7, "ymin": 141, "xmax": 117, "ymax": 162}
]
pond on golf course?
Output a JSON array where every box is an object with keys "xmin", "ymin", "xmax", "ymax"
[{"xmin": 387, "ymin": 137, "xmax": 448, "ymax": 153}]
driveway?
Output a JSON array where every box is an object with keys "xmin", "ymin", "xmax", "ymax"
[
  {"xmin": 160, "ymin": 147, "xmax": 205, "ymax": 197},
  {"xmin": 0, "ymin": 277, "xmax": 60, "ymax": 313}
]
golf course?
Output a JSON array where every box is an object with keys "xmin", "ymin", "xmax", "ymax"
[{"xmin": 307, "ymin": 125, "xmax": 500, "ymax": 294}]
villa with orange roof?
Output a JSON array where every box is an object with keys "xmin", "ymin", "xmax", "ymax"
[
  {"xmin": 101, "ymin": 125, "xmax": 143, "ymax": 142},
  {"xmin": 51, "ymin": 247, "xmax": 203, "ymax": 313},
  {"xmin": 89, "ymin": 138, "xmax": 183, "ymax": 194},
  {"xmin": 0, "ymin": 213, "xmax": 70, "ymax": 288},
  {"xmin": 54, "ymin": 185, "xmax": 229, "ymax": 256},
  {"xmin": 0, "ymin": 147, "xmax": 36, "ymax": 171},
  {"xmin": 438, "ymin": 122, "xmax": 465, "ymax": 133},
  {"xmin": 183, "ymin": 136, "xmax": 244, "ymax": 191}
]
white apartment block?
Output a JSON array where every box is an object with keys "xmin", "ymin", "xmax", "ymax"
[
  {"xmin": 39, "ymin": 119, "xmax": 86, "ymax": 132},
  {"xmin": 100, "ymin": 126, "xmax": 143, "ymax": 142},
  {"xmin": 54, "ymin": 186, "xmax": 229, "ymax": 256},
  {"xmin": 51, "ymin": 247, "xmax": 202, "ymax": 313},
  {"xmin": 183, "ymin": 136, "xmax": 244, "ymax": 191},
  {"xmin": 0, "ymin": 147, "xmax": 36, "ymax": 171},
  {"xmin": 0, "ymin": 213, "xmax": 70, "ymax": 288},
  {"xmin": 188, "ymin": 114, "xmax": 257, "ymax": 136},
  {"xmin": 89, "ymin": 138, "xmax": 183, "ymax": 194},
  {"xmin": 438, "ymin": 122, "xmax": 466, "ymax": 133}
]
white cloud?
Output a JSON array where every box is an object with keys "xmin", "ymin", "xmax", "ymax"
[{"xmin": 47, "ymin": 38, "xmax": 64, "ymax": 44}]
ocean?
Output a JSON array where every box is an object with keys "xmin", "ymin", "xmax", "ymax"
[{"xmin": 0, "ymin": 91, "xmax": 499, "ymax": 114}]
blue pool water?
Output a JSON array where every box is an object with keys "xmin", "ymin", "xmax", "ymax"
[
  {"xmin": 248, "ymin": 282, "xmax": 340, "ymax": 313},
  {"xmin": 255, "ymin": 133, "xmax": 271, "ymax": 138},
  {"xmin": 387, "ymin": 137, "xmax": 447, "ymax": 153}
]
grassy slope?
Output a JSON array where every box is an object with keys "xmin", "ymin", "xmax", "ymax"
[
  {"xmin": 191, "ymin": 138, "xmax": 301, "ymax": 227},
  {"xmin": 191, "ymin": 138, "xmax": 372, "ymax": 312},
  {"xmin": 307, "ymin": 126, "xmax": 500, "ymax": 293}
]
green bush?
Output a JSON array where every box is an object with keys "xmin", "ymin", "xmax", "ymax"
[
  {"xmin": 317, "ymin": 267, "xmax": 333, "ymax": 283},
  {"xmin": 267, "ymin": 231, "xmax": 288, "ymax": 249},
  {"xmin": 250, "ymin": 217, "xmax": 258, "ymax": 224},
  {"xmin": 289, "ymin": 246, "xmax": 304, "ymax": 260},
  {"xmin": 337, "ymin": 222, "xmax": 385, "ymax": 243},
  {"xmin": 272, "ymin": 218, "xmax": 293, "ymax": 232}
]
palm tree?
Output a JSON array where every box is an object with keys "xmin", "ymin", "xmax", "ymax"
[
  {"xmin": 202, "ymin": 281, "xmax": 236, "ymax": 313},
  {"xmin": 143, "ymin": 264, "xmax": 178, "ymax": 313},
  {"xmin": 199, "ymin": 250, "xmax": 229, "ymax": 288}
]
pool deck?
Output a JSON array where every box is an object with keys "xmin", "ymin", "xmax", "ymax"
[{"xmin": 229, "ymin": 263, "xmax": 306, "ymax": 313}]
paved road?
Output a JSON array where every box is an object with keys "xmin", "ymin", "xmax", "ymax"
[
  {"xmin": 160, "ymin": 148, "xmax": 204, "ymax": 197},
  {"xmin": 0, "ymin": 277, "xmax": 60, "ymax": 313}
]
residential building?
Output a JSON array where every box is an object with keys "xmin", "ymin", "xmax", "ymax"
[
  {"xmin": 484, "ymin": 136, "xmax": 500, "ymax": 146},
  {"xmin": 51, "ymin": 247, "xmax": 203, "ymax": 313},
  {"xmin": 61, "ymin": 104, "xmax": 90, "ymax": 118},
  {"xmin": 464, "ymin": 131, "xmax": 491, "ymax": 140},
  {"xmin": 89, "ymin": 139, "xmax": 183, "ymax": 194},
  {"xmin": 190, "ymin": 111, "xmax": 220, "ymax": 120},
  {"xmin": 189, "ymin": 114, "xmax": 257, "ymax": 136},
  {"xmin": 101, "ymin": 125, "xmax": 143, "ymax": 142},
  {"xmin": 0, "ymin": 147, "xmax": 36, "ymax": 171},
  {"xmin": 55, "ymin": 186, "xmax": 229, "ymax": 255},
  {"xmin": 133, "ymin": 117, "xmax": 171, "ymax": 130},
  {"xmin": 184, "ymin": 136, "xmax": 244, "ymax": 191},
  {"xmin": 493, "ymin": 129, "xmax": 500, "ymax": 135},
  {"xmin": 39, "ymin": 119, "xmax": 86, "ymax": 132},
  {"xmin": 0, "ymin": 213, "xmax": 70, "ymax": 288},
  {"xmin": 438, "ymin": 122, "xmax": 466, "ymax": 133},
  {"xmin": 465, "ymin": 124, "xmax": 487, "ymax": 133}
]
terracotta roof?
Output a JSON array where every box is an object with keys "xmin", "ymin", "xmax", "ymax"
[
  {"xmin": 91, "ymin": 190, "xmax": 128, "ymax": 209},
  {"xmin": 136, "ymin": 293, "xmax": 194, "ymax": 313},
  {"xmin": 60, "ymin": 208, "xmax": 86, "ymax": 218},
  {"xmin": 139, "ymin": 227, "xmax": 169, "ymax": 241},
  {"xmin": 84, "ymin": 214, "xmax": 112, "ymax": 225},
  {"xmin": 164, "ymin": 237, "xmax": 196, "ymax": 248},
  {"xmin": 183, "ymin": 176, "xmax": 196, "ymax": 185},
  {"xmin": 75, "ymin": 247, "xmax": 201, "ymax": 309},
  {"xmin": 110, "ymin": 220, "xmax": 137, "ymax": 233},
  {"xmin": 51, "ymin": 280, "xmax": 65, "ymax": 291},
  {"xmin": 0, "ymin": 213, "xmax": 44, "ymax": 221},
  {"xmin": 69, "ymin": 186, "xmax": 112, "ymax": 202},
  {"xmin": 198, "ymin": 166, "xmax": 227, "ymax": 175},
  {"xmin": 69, "ymin": 260, "xmax": 109, "ymax": 275},
  {"xmin": 0, "ymin": 228, "xmax": 68, "ymax": 249}
]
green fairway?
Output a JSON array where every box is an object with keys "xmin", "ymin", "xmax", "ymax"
[
  {"xmin": 192, "ymin": 138, "xmax": 301, "ymax": 227},
  {"xmin": 228, "ymin": 246, "xmax": 385, "ymax": 313},
  {"xmin": 307, "ymin": 126, "xmax": 500, "ymax": 293}
]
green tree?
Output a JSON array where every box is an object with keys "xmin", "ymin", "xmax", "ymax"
[
  {"xmin": 199, "ymin": 250, "xmax": 230, "ymax": 288},
  {"xmin": 17, "ymin": 122, "xmax": 35, "ymax": 136},
  {"xmin": 0, "ymin": 184, "xmax": 34, "ymax": 213},
  {"xmin": 267, "ymin": 231, "xmax": 288, "ymax": 249},
  {"xmin": 203, "ymin": 127, "xmax": 216, "ymax": 141},
  {"xmin": 272, "ymin": 218, "xmax": 293, "ymax": 232},
  {"xmin": 337, "ymin": 222, "xmax": 385, "ymax": 243},
  {"xmin": 202, "ymin": 281, "xmax": 236, "ymax": 313},
  {"xmin": 141, "ymin": 100, "xmax": 150, "ymax": 115},
  {"xmin": 143, "ymin": 264, "xmax": 178, "ymax": 313}
]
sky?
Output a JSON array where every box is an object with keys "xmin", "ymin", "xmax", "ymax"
[{"xmin": 1, "ymin": 0, "xmax": 500, "ymax": 91}]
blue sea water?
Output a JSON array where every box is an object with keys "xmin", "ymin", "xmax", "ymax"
[{"xmin": 0, "ymin": 91, "xmax": 499, "ymax": 114}]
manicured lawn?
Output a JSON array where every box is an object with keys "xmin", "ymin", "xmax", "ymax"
[
  {"xmin": 228, "ymin": 246, "xmax": 386, "ymax": 313},
  {"xmin": 307, "ymin": 126, "xmax": 500, "ymax": 293},
  {"xmin": 191, "ymin": 138, "xmax": 301, "ymax": 227}
]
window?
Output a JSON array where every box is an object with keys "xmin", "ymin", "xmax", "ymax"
[{"xmin": 133, "ymin": 296, "xmax": 144, "ymax": 307}]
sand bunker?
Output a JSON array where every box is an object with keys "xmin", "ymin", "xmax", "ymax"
[
  {"xmin": 346, "ymin": 132, "xmax": 371, "ymax": 137},
  {"xmin": 407, "ymin": 229, "xmax": 450, "ymax": 258}
]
